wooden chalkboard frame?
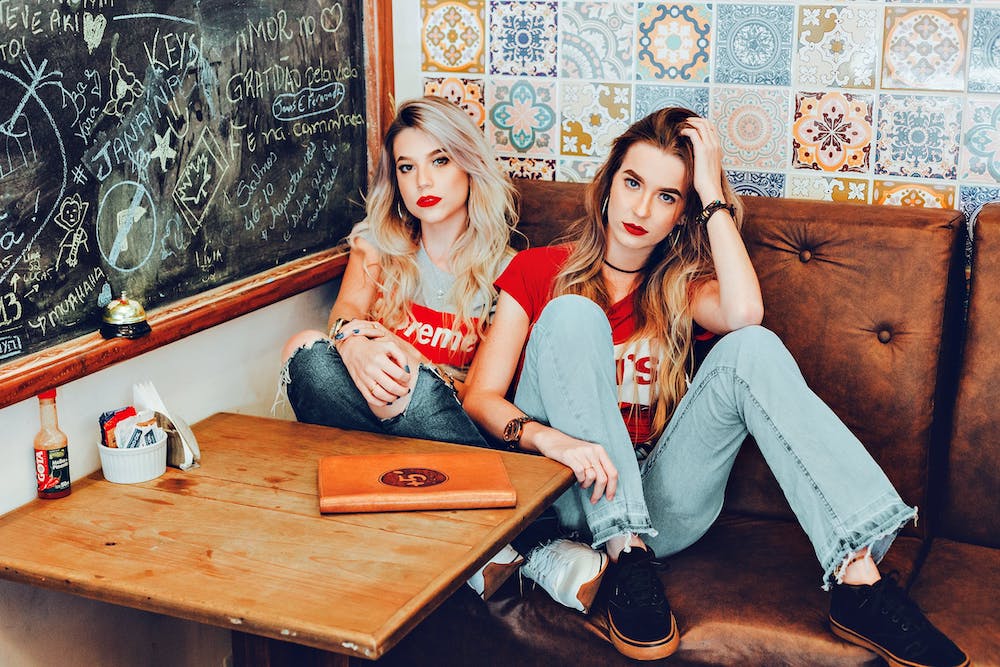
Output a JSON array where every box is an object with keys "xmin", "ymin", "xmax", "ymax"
[{"xmin": 0, "ymin": 0, "xmax": 393, "ymax": 411}]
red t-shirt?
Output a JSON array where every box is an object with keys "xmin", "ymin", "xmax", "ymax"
[{"xmin": 496, "ymin": 246, "xmax": 656, "ymax": 445}]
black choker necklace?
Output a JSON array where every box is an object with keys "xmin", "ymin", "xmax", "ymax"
[{"xmin": 603, "ymin": 258, "xmax": 644, "ymax": 274}]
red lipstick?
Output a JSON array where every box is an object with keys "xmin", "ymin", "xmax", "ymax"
[
  {"xmin": 417, "ymin": 196, "xmax": 441, "ymax": 208},
  {"xmin": 623, "ymin": 223, "xmax": 648, "ymax": 236}
]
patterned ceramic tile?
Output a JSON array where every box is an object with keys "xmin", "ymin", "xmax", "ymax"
[
  {"xmin": 715, "ymin": 4, "xmax": 795, "ymax": 86},
  {"xmin": 489, "ymin": 1, "xmax": 558, "ymax": 76},
  {"xmin": 635, "ymin": 84, "xmax": 710, "ymax": 119},
  {"xmin": 487, "ymin": 78, "xmax": 558, "ymax": 155},
  {"xmin": 792, "ymin": 91, "xmax": 873, "ymax": 173},
  {"xmin": 712, "ymin": 86, "xmax": 791, "ymax": 171},
  {"xmin": 422, "ymin": 0, "xmax": 486, "ymax": 73},
  {"xmin": 558, "ymin": 158, "xmax": 603, "ymax": 182},
  {"xmin": 499, "ymin": 156, "xmax": 557, "ymax": 180},
  {"xmin": 882, "ymin": 8, "xmax": 969, "ymax": 91},
  {"xmin": 962, "ymin": 98, "xmax": 1000, "ymax": 183},
  {"xmin": 961, "ymin": 184, "xmax": 1000, "ymax": 233},
  {"xmin": 969, "ymin": 9, "xmax": 1000, "ymax": 93},
  {"xmin": 872, "ymin": 180, "xmax": 957, "ymax": 208},
  {"xmin": 636, "ymin": 3, "xmax": 711, "ymax": 82},
  {"xmin": 560, "ymin": 82, "xmax": 632, "ymax": 158},
  {"xmin": 561, "ymin": 2, "xmax": 635, "ymax": 80},
  {"xmin": 787, "ymin": 174, "xmax": 871, "ymax": 203},
  {"xmin": 875, "ymin": 94, "xmax": 962, "ymax": 180},
  {"xmin": 423, "ymin": 77, "xmax": 487, "ymax": 128},
  {"xmin": 796, "ymin": 5, "xmax": 879, "ymax": 89},
  {"xmin": 727, "ymin": 171, "xmax": 786, "ymax": 198}
]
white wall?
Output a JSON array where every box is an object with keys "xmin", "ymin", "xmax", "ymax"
[
  {"xmin": 0, "ymin": 282, "xmax": 338, "ymax": 667},
  {"xmin": 392, "ymin": 0, "xmax": 422, "ymax": 104}
]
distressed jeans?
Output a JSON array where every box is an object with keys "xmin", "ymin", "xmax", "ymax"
[
  {"xmin": 513, "ymin": 295, "xmax": 916, "ymax": 586},
  {"xmin": 282, "ymin": 339, "xmax": 489, "ymax": 447}
]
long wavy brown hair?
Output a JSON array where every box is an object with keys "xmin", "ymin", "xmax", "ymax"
[{"xmin": 553, "ymin": 107, "xmax": 744, "ymax": 440}]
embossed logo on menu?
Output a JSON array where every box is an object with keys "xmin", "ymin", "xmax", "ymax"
[{"xmin": 380, "ymin": 468, "xmax": 448, "ymax": 488}]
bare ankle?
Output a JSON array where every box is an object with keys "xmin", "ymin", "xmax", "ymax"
[
  {"xmin": 606, "ymin": 533, "xmax": 646, "ymax": 562},
  {"xmin": 840, "ymin": 550, "xmax": 881, "ymax": 586}
]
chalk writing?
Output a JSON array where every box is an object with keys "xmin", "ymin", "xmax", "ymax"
[{"xmin": 0, "ymin": 0, "xmax": 366, "ymax": 361}]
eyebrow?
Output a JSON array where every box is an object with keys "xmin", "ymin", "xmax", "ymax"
[
  {"xmin": 622, "ymin": 168, "xmax": 683, "ymax": 198},
  {"xmin": 396, "ymin": 147, "xmax": 448, "ymax": 164}
]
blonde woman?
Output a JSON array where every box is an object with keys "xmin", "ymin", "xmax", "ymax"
[
  {"xmin": 280, "ymin": 96, "xmax": 515, "ymax": 448},
  {"xmin": 464, "ymin": 108, "xmax": 967, "ymax": 666}
]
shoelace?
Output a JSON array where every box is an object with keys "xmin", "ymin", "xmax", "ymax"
[
  {"xmin": 859, "ymin": 573, "xmax": 930, "ymax": 650},
  {"xmin": 524, "ymin": 541, "xmax": 573, "ymax": 577},
  {"xmin": 614, "ymin": 555, "xmax": 666, "ymax": 609}
]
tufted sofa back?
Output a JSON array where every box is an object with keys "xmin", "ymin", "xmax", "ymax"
[{"xmin": 513, "ymin": 179, "xmax": 967, "ymax": 540}]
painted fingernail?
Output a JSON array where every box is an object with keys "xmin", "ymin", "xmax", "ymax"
[
  {"xmin": 334, "ymin": 332, "xmax": 345, "ymax": 340},
  {"xmin": 404, "ymin": 365, "xmax": 411, "ymax": 373},
  {"xmin": 386, "ymin": 401, "xmax": 393, "ymax": 406},
  {"xmin": 353, "ymin": 329, "xmax": 360, "ymax": 334}
]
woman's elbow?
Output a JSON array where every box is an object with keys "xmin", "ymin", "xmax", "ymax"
[{"xmin": 728, "ymin": 301, "xmax": 764, "ymax": 330}]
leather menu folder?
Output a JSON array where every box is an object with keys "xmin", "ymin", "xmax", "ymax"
[{"xmin": 318, "ymin": 450, "xmax": 518, "ymax": 514}]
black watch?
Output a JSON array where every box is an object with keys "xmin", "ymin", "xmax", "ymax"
[{"xmin": 502, "ymin": 415, "xmax": 536, "ymax": 450}]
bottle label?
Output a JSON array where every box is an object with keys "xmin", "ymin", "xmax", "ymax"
[{"xmin": 35, "ymin": 447, "xmax": 71, "ymax": 497}]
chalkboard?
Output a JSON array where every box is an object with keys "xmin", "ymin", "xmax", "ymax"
[{"xmin": 0, "ymin": 0, "xmax": 369, "ymax": 364}]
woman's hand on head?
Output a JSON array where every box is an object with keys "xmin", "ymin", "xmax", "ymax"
[
  {"xmin": 680, "ymin": 117, "xmax": 726, "ymax": 206},
  {"xmin": 535, "ymin": 430, "xmax": 619, "ymax": 504}
]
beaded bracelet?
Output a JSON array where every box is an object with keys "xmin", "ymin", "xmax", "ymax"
[{"xmin": 696, "ymin": 200, "xmax": 736, "ymax": 225}]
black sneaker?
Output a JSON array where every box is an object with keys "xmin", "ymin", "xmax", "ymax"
[
  {"xmin": 605, "ymin": 548, "xmax": 679, "ymax": 660},
  {"xmin": 830, "ymin": 574, "xmax": 969, "ymax": 667}
]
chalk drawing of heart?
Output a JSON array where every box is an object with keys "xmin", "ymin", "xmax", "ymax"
[{"xmin": 83, "ymin": 13, "xmax": 107, "ymax": 54}]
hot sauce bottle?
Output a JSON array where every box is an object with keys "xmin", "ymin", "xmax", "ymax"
[{"xmin": 34, "ymin": 389, "xmax": 71, "ymax": 499}]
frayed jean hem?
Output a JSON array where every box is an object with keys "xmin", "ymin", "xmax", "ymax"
[{"xmin": 818, "ymin": 496, "xmax": 917, "ymax": 590}]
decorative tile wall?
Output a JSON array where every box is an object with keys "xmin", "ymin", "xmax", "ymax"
[{"xmin": 417, "ymin": 1, "xmax": 1000, "ymax": 226}]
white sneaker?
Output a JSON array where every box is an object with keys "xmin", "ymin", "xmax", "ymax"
[
  {"xmin": 466, "ymin": 544, "xmax": 524, "ymax": 600},
  {"xmin": 521, "ymin": 539, "xmax": 609, "ymax": 613}
]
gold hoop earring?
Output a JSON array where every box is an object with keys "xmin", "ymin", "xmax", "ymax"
[{"xmin": 601, "ymin": 197, "xmax": 608, "ymax": 217}]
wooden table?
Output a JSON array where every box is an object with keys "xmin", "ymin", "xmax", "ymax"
[{"xmin": 0, "ymin": 413, "xmax": 573, "ymax": 664}]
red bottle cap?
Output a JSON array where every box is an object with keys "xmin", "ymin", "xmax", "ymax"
[{"xmin": 38, "ymin": 389, "xmax": 57, "ymax": 400}]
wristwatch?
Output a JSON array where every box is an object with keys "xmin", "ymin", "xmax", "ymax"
[
  {"xmin": 696, "ymin": 200, "xmax": 736, "ymax": 225},
  {"xmin": 502, "ymin": 415, "xmax": 536, "ymax": 450}
]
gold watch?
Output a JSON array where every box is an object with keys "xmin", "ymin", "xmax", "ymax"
[{"xmin": 502, "ymin": 415, "xmax": 536, "ymax": 450}]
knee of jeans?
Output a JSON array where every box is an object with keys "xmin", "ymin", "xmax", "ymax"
[
  {"xmin": 536, "ymin": 295, "xmax": 611, "ymax": 339},
  {"xmin": 712, "ymin": 325, "xmax": 788, "ymax": 362},
  {"xmin": 284, "ymin": 339, "xmax": 340, "ymax": 386}
]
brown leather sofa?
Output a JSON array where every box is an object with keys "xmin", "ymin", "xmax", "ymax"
[{"xmin": 382, "ymin": 180, "xmax": 999, "ymax": 666}]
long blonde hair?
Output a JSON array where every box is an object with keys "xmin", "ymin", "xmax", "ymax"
[
  {"xmin": 350, "ymin": 96, "xmax": 517, "ymax": 336},
  {"xmin": 554, "ymin": 107, "xmax": 744, "ymax": 441}
]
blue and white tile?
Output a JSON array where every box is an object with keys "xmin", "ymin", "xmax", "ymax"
[
  {"xmin": 561, "ymin": 2, "xmax": 635, "ymax": 81},
  {"xmin": 727, "ymin": 171, "xmax": 785, "ymax": 198},
  {"xmin": 635, "ymin": 84, "xmax": 709, "ymax": 119},
  {"xmin": 715, "ymin": 4, "xmax": 794, "ymax": 86},
  {"xmin": 969, "ymin": 8, "xmax": 1000, "ymax": 94},
  {"xmin": 875, "ymin": 94, "xmax": 963, "ymax": 180},
  {"xmin": 489, "ymin": 1, "xmax": 558, "ymax": 77}
]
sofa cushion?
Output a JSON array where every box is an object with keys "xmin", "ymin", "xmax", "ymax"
[
  {"xmin": 513, "ymin": 179, "xmax": 966, "ymax": 539},
  {"xmin": 940, "ymin": 203, "xmax": 1000, "ymax": 547},
  {"xmin": 908, "ymin": 538, "xmax": 1000, "ymax": 666},
  {"xmin": 381, "ymin": 514, "xmax": 922, "ymax": 666}
]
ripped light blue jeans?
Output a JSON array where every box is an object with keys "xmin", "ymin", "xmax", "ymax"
[
  {"xmin": 282, "ymin": 339, "xmax": 489, "ymax": 447},
  {"xmin": 513, "ymin": 295, "xmax": 916, "ymax": 587}
]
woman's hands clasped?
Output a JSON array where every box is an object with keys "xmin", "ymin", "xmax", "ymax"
[{"xmin": 335, "ymin": 319, "xmax": 416, "ymax": 407}]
